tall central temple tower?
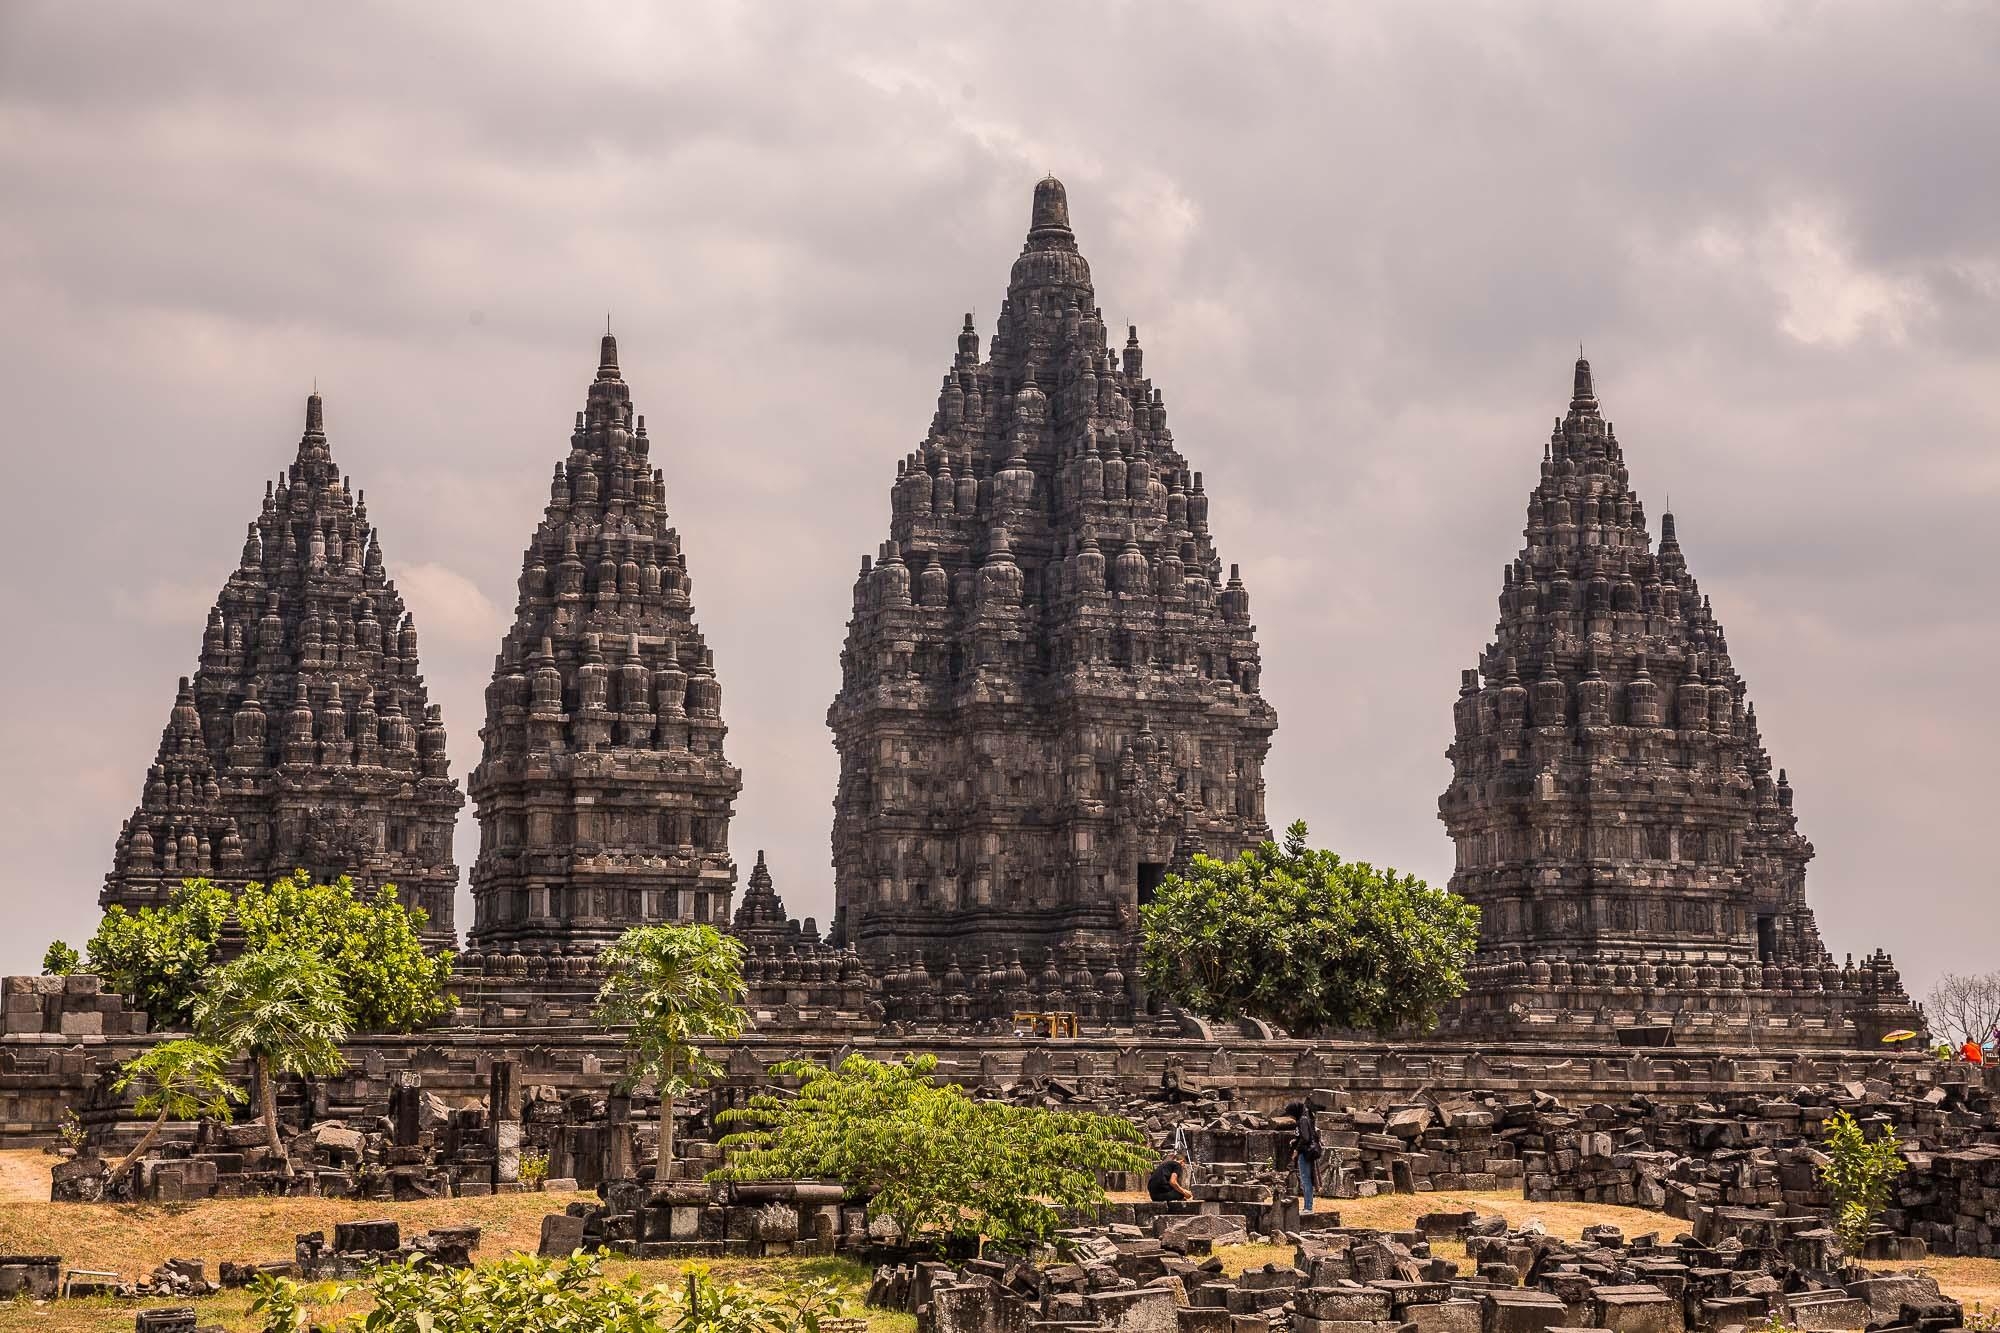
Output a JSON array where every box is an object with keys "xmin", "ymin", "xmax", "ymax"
[
  {"xmin": 469, "ymin": 335, "xmax": 741, "ymax": 951},
  {"xmin": 1438, "ymin": 357, "xmax": 1917, "ymax": 1046},
  {"xmin": 828, "ymin": 178, "xmax": 1277, "ymax": 1014}
]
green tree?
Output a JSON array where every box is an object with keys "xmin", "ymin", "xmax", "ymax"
[
  {"xmin": 594, "ymin": 924, "xmax": 747, "ymax": 1184},
  {"xmin": 715, "ymin": 1053, "xmax": 1151, "ymax": 1246},
  {"xmin": 195, "ymin": 947, "xmax": 350, "ymax": 1176},
  {"xmin": 41, "ymin": 940, "xmax": 81, "ymax": 976},
  {"xmin": 106, "ymin": 1037, "xmax": 245, "ymax": 1185},
  {"xmin": 1139, "ymin": 820, "xmax": 1480, "ymax": 1036},
  {"xmin": 86, "ymin": 880, "xmax": 234, "ymax": 1025},
  {"xmin": 1819, "ymin": 1109, "xmax": 1908, "ymax": 1251},
  {"xmin": 234, "ymin": 871, "xmax": 454, "ymax": 1030},
  {"xmin": 86, "ymin": 873, "xmax": 451, "ymax": 1031}
]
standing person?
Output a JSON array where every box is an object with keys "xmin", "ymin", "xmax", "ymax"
[
  {"xmin": 1148, "ymin": 1149, "xmax": 1194, "ymax": 1202},
  {"xmin": 1283, "ymin": 1100, "xmax": 1324, "ymax": 1214}
]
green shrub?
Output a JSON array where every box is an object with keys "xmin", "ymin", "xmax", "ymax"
[
  {"xmin": 1139, "ymin": 820, "xmax": 1480, "ymax": 1035},
  {"xmin": 1819, "ymin": 1109, "xmax": 1908, "ymax": 1251},
  {"xmin": 249, "ymin": 1251, "xmax": 840, "ymax": 1333},
  {"xmin": 40, "ymin": 940, "xmax": 80, "ymax": 975},
  {"xmin": 87, "ymin": 872, "xmax": 450, "ymax": 1031},
  {"xmin": 716, "ymin": 1052, "xmax": 1151, "ymax": 1245}
]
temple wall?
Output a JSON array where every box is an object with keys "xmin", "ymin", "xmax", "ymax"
[{"xmin": 2, "ymin": 972, "xmax": 1961, "ymax": 1147}]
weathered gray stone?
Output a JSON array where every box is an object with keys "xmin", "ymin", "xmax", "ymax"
[
  {"xmin": 1437, "ymin": 355, "xmax": 1919, "ymax": 1048},
  {"xmin": 538, "ymin": 1213, "xmax": 587, "ymax": 1258},
  {"xmin": 101, "ymin": 392, "xmax": 462, "ymax": 942},
  {"xmin": 828, "ymin": 176, "xmax": 1276, "ymax": 1010},
  {"xmin": 467, "ymin": 335, "xmax": 740, "ymax": 951}
]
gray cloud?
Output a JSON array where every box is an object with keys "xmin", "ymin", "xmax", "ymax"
[{"xmin": 2, "ymin": 2, "xmax": 1993, "ymax": 1001}]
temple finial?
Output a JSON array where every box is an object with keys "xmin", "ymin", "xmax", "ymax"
[
  {"xmin": 1570, "ymin": 351, "xmax": 1597, "ymax": 412},
  {"xmin": 596, "ymin": 325, "xmax": 621, "ymax": 381},
  {"xmin": 1029, "ymin": 174, "xmax": 1072, "ymax": 239}
]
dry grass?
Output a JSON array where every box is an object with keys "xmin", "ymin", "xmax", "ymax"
[
  {"xmin": 0, "ymin": 1154, "xmax": 51, "ymax": 1206},
  {"xmin": 0, "ymin": 1184, "xmax": 593, "ymax": 1276},
  {"xmin": 1863, "ymin": 1256, "xmax": 2000, "ymax": 1313},
  {"xmin": 4, "ymin": 1175, "xmax": 1998, "ymax": 1332},
  {"xmin": 0, "ymin": 1152, "xmax": 919, "ymax": 1333}
]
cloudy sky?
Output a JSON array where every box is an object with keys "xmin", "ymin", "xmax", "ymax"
[{"xmin": 2, "ymin": 3, "xmax": 1994, "ymax": 998}]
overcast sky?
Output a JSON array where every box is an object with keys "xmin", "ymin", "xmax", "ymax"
[{"xmin": 2, "ymin": 3, "xmax": 1994, "ymax": 1000}]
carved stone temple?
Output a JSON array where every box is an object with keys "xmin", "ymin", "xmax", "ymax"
[
  {"xmin": 468, "ymin": 334, "xmax": 741, "ymax": 952},
  {"xmin": 827, "ymin": 177, "xmax": 1278, "ymax": 1022},
  {"xmin": 103, "ymin": 393, "xmax": 464, "ymax": 943},
  {"xmin": 1437, "ymin": 357, "xmax": 1919, "ymax": 1047}
]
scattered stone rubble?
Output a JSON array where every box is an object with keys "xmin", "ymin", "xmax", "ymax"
[
  {"xmin": 537, "ymin": 1177, "xmax": 854, "ymax": 1260},
  {"xmin": 998, "ymin": 1069, "xmax": 2000, "ymax": 1260},
  {"xmin": 54, "ymin": 1062, "xmax": 656, "ymax": 1203},
  {"xmin": 882, "ymin": 1210, "xmax": 1967, "ymax": 1333}
]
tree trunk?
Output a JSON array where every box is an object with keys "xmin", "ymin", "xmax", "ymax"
[
  {"xmin": 655, "ymin": 1092, "xmax": 674, "ymax": 1186},
  {"xmin": 259, "ymin": 1056, "xmax": 291, "ymax": 1179},
  {"xmin": 108, "ymin": 1110, "xmax": 168, "ymax": 1185}
]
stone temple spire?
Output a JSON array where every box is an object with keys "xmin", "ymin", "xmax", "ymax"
[
  {"xmin": 104, "ymin": 393, "xmax": 464, "ymax": 944},
  {"xmin": 828, "ymin": 177, "xmax": 1277, "ymax": 1022},
  {"xmin": 1436, "ymin": 356, "xmax": 1917, "ymax": 1047},
  {"xmin": 730, "ymin": 849, "xmax": 790, "ymax": 943},
  {"xmin": 469, "ymin": 334, "xmax": 741, "ymax": 951}
]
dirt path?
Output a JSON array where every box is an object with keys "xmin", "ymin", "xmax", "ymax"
[{"xmin": 0, "ymin": 1148, "xmax": 53, "ymax": 1202}]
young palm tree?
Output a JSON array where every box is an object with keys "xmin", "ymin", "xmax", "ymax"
[
  {"xmin": 594, "ymin": 924, "xmax": 746, "ymax": 1184},
  {"xmin": 106, "ymin": 1038, "xmax": 245, "ymax": 1185},
  {"xmin": 194, "ymin": 947, "xmax": 350, "ymax": 1177}
]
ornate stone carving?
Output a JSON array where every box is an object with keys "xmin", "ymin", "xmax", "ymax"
[
  {"xmin": 102, "ymin": 393, "xmax": 463, "ymax": 942},
  {"xmin": 468, "ymin": 335, "xmax": 741, "ymax": 950},
  {"xmin": 827, "ymin": 177, "xmax": 1277, "ymax": 1021},
  {"xmin": 1437, "ymin": 357, "xmax": 1918, "ymax": 1046}
]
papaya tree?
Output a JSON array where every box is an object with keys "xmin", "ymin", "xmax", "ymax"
[
  {"xmin": 195, "ymin": 947, "xmax": 349, "ymax": 1176},
  {"xmin": 594, "ymin": 924, "xmax": 746, "ymax": 1183},
  {"xmin": 106, "ymin": 1038, "xmax": 244, "ymax": 1185}
]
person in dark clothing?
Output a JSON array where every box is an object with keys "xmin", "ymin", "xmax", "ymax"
[
  {"xmin": 1147, "ymin": 1151, "xmax": 1193, "ymax": 1202},
  {"xmin": 1283, "ymin": 1100, "xmax": 1324, "ymax": 1213}
]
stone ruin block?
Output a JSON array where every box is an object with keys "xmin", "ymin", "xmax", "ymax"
[
  {"xmin": 539, "ymin": 1213, "xmax": 587, "ymax": 1258},
  {"xmin": 1177, "ymin": 1308, "xmax": 1233, "ymax": 1333},
  {"xmin": 1082, "ymin": 1287, "xmax": 1180, "ymax": 1333},
  {"xmin": 1480, "ymin": 1289, "xmax": 1569, "ymax": 1333},
  {"xmin": 333, "ymin": 1218, "xmax": 400, "ymax": 1254},
  {"xmin": 132, "ymin": 1309, "xmax": 197, "ymax": 1333},
  {"xmin": 1779, "ymin": 1293, "xmax": 1870, "ymax": 1331},
  {"xmin": 0, "ymin": 1255, "xmax": 59, "ymax": 1300},
  {"xmin": 1588, "ymin": 1285, "xmax": 1680, "ymax": 1333},
  {"xmin": 1403, "ymin": 1302, "xmax": 1482, "ymax": 1333},
  {"xmin": 1296, "ymin": 1287, "xmax": 1394, "ymax": 1323}
]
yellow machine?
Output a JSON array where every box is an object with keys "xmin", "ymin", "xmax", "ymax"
[{"xmin": 1012, "ymin": 1011, "xmax": 1079, "ymax": 1039}]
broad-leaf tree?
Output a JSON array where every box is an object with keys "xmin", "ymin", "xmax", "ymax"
[
  {"xmin": 1140, "ymin": 820, "xmax": 1480, "ymax": 1035},
  {"xmin": 594, "ymin": 923, "xmax": 747, "ymax": 1183},
  {"xmin": 106, "ymin": 1037, "xmax": 245, "ymax": 1184},
  {"xmin": 195, "ymin": 946, "xmax": 350, "ymax": 1175},
  {"xmin": 87, "ymin": 872, "xmax": 451, "ymax": 1031},
  {"xmin": 86, "ymin": 880, "xmax": 233, "ymax": 1025},
  {"xmin": 715, "ymin": 1053, "xmax": 1151, "ymax": 1245},
  {"xmin": 41, "ymin": 940, "xmax": 81, "ymax": 976},
  {"xmin": 233, "ymin": 871, "xmax": 454, "ymax": 1030}
]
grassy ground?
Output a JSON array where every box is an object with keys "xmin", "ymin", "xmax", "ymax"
[
  {"xmin": 1, "ymin": 1157, "xmax": 1995, "ymax": 1331},
  {"xmin": 0, "ymin": 1151, "xmax": 913, "ymax": 1333}
]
